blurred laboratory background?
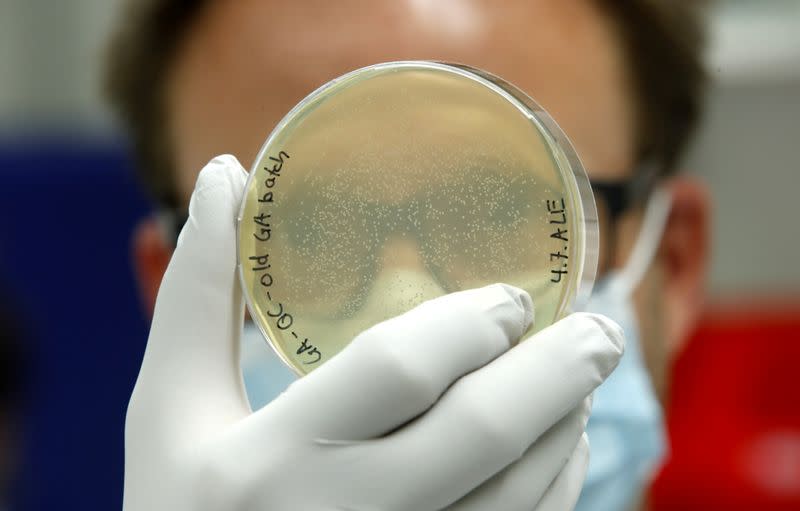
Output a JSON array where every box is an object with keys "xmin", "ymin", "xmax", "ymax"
[{"xmin": 0, "ymin": 0, "xmax": 798, "ymax": 509}]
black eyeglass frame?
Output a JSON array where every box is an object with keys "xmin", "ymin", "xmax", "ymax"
[
  {"xmin": 161, "ymin": 161, "xmax": 662, "ymax": 259},
  {"xmin": 590, "ymin": 160, "xmax": 661, "ymax": 226}
]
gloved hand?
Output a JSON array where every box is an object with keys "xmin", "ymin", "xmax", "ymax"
[{"xmin": 123, "ymin": 155, "xmax": 624, "ymax": 511}]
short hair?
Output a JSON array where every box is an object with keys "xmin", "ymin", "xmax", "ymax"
[
  {"xmin": 104, "ymin": 0, "xmax": 708, "ymax": 209},
  {"xmin": 105, "ymin": 0, "xmax": 213, "ymax": 209},
  {"xmin": 598, "ymin": 0, "xmax": 708, "ymax": 174}
]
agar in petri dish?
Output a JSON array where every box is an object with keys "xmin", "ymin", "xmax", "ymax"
[{"xmin": 238, "ymin": 61, "xmax": 598, "ymax": 375}]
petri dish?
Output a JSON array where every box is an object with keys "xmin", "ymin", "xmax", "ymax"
[{"xmin": 237, "ymin": 61, "xmax": 598, "ymax": 375}]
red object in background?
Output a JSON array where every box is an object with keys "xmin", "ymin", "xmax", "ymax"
[{"xmin": 651, "ymin": 299, "xmax": 800, "ymax": 511}]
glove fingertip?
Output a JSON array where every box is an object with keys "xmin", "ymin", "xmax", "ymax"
[
  {"xmin": 194, "ymin": 154, "xmax": 248, "ymax": 197},
  {"xmin": 466, "ymin": 284, "xmax": 535, "ymax": 345},
  {"xmin": 578, "ymin": 312, "xmax": 624, "ymax": 355},
  {"xmin": 180, "ymin": 155, "xmax": 247, "ymax": 238}
]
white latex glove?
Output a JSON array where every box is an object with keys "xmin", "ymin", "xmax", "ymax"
[{"xmin": 123, "ymin": 155, "xmax": 624, "ymax": 511}]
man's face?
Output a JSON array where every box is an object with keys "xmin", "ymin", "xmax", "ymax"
[
  {"xmin": 168, "ymin": 0, "xmax": 636, "ymax": 194},
  {"xmin": 145, "ymin": 0, "xmax": 708, "ymax": 399}
]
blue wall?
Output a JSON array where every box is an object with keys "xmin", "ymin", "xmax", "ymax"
[{"xmin": 0, "ymin": 138, "xmax": 152, "ymax": 510}]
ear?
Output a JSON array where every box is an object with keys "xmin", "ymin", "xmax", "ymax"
[
  {"xmin": 132, "ymin": 217, "xmax": 173, "ymax": 317},
  {"xmin": 658, "ymin": 176, "xmax": 711, "ymax": 359}
]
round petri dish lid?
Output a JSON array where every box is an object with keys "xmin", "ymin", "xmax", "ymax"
[{"xmin": 238, "ymin": 61, "xmax": 598, "ymax": 375}]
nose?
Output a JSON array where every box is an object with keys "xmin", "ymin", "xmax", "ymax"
[
  {"xmin": 377, "ymin": 233, "xmax": 430, "ymax": 274},
  {"xmin": 357, "ymin": 233, "xmax": 446, "ymax": 317}
]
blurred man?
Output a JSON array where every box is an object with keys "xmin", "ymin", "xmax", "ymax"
[{"xmin": 106, "ymin": 1, "xmax": 710, "ymax": 510}]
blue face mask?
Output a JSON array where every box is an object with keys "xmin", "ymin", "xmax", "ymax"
[
  {"xmin": 241, "ymin": 323, "xmax": 297, "ymax": 410},
  {"xmin": 240, "ymin": 188, "xmax": 673, "ymax": 510},
  {"xmin": 575, "ymin": 188, "xmax": 672, "ymax": 511}
]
